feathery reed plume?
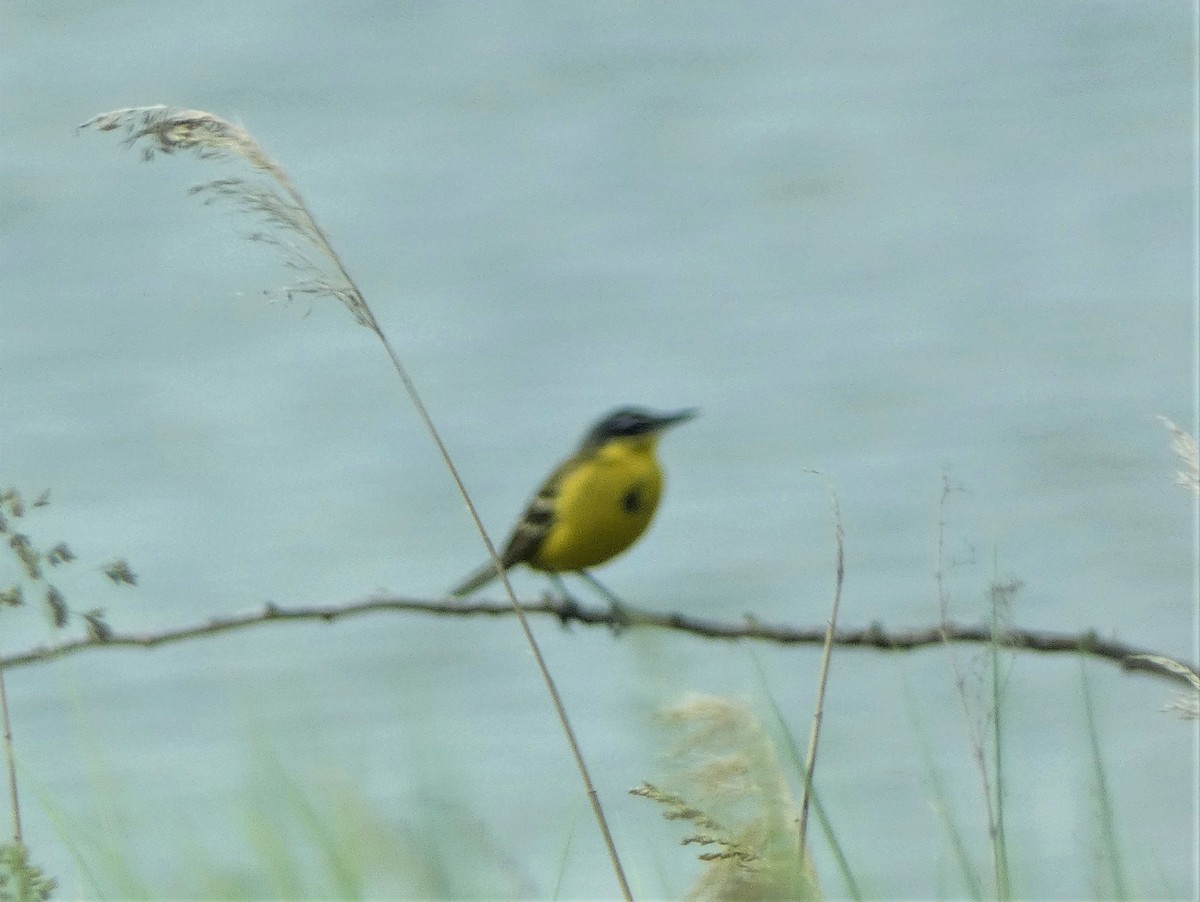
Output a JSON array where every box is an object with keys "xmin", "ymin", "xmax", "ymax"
[
  {"xmin": 82, "ymin": 106, "xmax": 631, "ymax": 899},
  {"xmin": 1159, "ymin": 417, "xmax": 1199, "ymax": 497},
  {"xmin": 1126, "ymin": 655, "xmax": 1200, "ymax": 720},
  {"xmin": 1146, "ymin": 420, "xmax": 1200, "ymax": 720},
  {"xmin": 81, "ymin": 107, "xmax": 372, "ymax": 328},
  {"xmin": 633, "ymin": 694, "xmax": 820, "ymax": 901}
]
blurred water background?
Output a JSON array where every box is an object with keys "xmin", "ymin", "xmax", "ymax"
[{"xmin": 1, "ymin": 2, "xmax": 1196, "ymax": 898}]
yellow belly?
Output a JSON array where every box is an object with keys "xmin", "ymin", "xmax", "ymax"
[{"xmin": 530, "ymin": 443, "xmax": 664, "ymax": 573}]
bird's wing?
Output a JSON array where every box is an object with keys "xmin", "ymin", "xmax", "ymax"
[
  {"xmin": 496, "ymin": 463, "xmax": 563, "ymax": 566},
  {"xmin": 447, "ymin": 455, "xmax": 575, "ymax": 596}
]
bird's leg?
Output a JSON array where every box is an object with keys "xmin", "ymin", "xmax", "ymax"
[
  {"xmin": 578, "ymin": 570, "xmax": 631, "ymax": 631},
  {"xmin": 548, "ymin": 572, "xmax": 581, "ymax": 625}
]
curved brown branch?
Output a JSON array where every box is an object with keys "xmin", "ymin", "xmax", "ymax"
[{"xmin": 3, "ymin": 595, "xmax": 1196, "ymax": 688}]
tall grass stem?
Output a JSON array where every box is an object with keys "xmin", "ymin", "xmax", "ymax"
[
  {"xmin": 0, "ymin": 645, "xmax": 22, "ymax": 843},
  {"xmin": 987, "ymin": 598, "xmax": 1010, "ymax": 900},
  {"xmin": 797, "ymin": 472, "xmax": 846, "ymax": 856},
  {"xmin": 1080, "ymin": 662, "xmax": 1130, "ymax": 899},
  {"xmin": 81, "ymin": 106, "xmax": 631, "ymax": 900}
]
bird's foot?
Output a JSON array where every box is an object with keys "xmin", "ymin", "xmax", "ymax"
[
  {"xmin": 606, "ymin": 598, "xmax": 631, "ymax": 636},
  {"xmin": 578, "ymin": 570, "xmax": 633, "ymax": 636},
  {"xmin": 553, "ymin": 594, "xmax": 582, "ymax": 629},
  {"xmin": 547, "ymin": 574, "xmax": 581, "ymax": 629}
]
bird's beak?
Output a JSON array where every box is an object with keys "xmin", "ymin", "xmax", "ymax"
[{"xmin": 655, "ymin": 408, "xmax": 699, "ymax": 431}]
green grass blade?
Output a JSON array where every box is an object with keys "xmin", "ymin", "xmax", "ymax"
[
  {"xmin": 1080, "ymin": 661, "xmax": 1131, "ymax": 900},
  {"xmin": 752, "ymin": 651, "xmax": 862, "ymax": 900},
  {"xmin": 901, "ymin": 676, "xmax": 984, "ymax": 900}
]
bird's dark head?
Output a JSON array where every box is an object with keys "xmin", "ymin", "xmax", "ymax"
[{"xmin": 582, "ymin": 406, "xmax": 698, "ymax": 449}]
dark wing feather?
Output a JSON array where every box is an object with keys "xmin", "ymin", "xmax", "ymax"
[{"xmin": 447, "ymin": 455, "xmax": 576, "ymax": 596}]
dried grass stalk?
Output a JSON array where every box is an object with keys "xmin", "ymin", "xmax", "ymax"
[{"xmin": 80, "ymin": 106, "xmax": 374, "ymax": 329}]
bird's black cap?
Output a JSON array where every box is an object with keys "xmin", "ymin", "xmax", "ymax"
[{"xmin": 582, "ymin": 407, "xmax": 698, "ymax": 447}]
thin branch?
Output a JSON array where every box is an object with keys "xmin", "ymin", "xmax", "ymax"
[{"xmin": 4, "ymin": 596, "xmax": 1195, "ymax": 688}]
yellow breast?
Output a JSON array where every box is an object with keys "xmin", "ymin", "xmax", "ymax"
[{"xmin": 530, "ymin": 437, "xmax": 665, "ymax": 573}]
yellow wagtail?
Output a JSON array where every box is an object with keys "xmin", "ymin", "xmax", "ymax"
[{"xmin": 450, "ymin": 406, "xmax": 697, "ymax": 600}]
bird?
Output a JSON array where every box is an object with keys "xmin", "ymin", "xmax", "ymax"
[{"xmin": 449, "ymin": 406, "xmax": 697, "ymax": 600}]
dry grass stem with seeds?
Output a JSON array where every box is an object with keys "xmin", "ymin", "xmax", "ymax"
[
  {"xmin": 0, "ymin": 486, "xmax": 136, "ymax": 887},
  {"xmin": 797, "ymin": 473, "xmax": 846, "ymax": 856},
  {"xmin": 934, "ymin": 478, "xmax": 1012, "ymax": 898},
  {"xmin": 81, "ymin": 105, "xmax": 632, "ymax": 900}
]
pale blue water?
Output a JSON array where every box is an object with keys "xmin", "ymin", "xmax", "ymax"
[{"xmin": 2, "ymin": 2, "xmax": 1196, "ymax": 898}]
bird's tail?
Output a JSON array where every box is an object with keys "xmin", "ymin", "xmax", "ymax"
[{"xmin": 449, "ymin": 561, "xmax": 505, "ymax": 597}]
